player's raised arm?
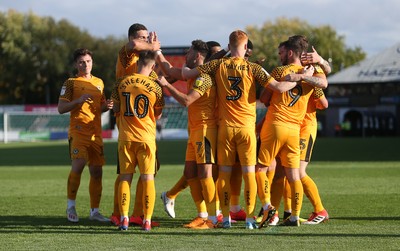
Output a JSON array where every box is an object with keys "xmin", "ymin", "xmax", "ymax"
[
  {"xmin": 156, "ymin": 76, "xmax": 201, "ymax": 107},
  {"xmin": 301, "ymin": 46, "xmax": 331, "ymax": 75},
  {"xmin": 156, "ymin": 51, "xmax": 184, "ymax": 81},
  {"xmin": 181, "ymin": 65, "xmax": 201, "ymax": 80},
  {"xmin": 126, "ymin": 31, "xmax": 161, "ymax": 53}
]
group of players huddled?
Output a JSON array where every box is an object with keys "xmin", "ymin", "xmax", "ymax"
[{"xmin": 59, "ymin": 22, "xmax": 330, "ymax": 231}]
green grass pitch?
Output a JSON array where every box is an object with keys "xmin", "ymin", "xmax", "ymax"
[{"xmin": 0, "ymin": 138, "xmax": 399, "ymax": 250}]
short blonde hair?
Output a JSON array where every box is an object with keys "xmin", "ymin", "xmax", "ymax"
[{"xmin": 229, "ymin": 30, "xmax": 248, "ymax": 48}]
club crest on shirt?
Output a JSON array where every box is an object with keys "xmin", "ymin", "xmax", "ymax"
[
  {"xmin": 60, "ymin": 86, "xmax": 66, "ymax": 95},
  {"xmin": 194, "ymin": 77, "xmax": 204, "ymax": 88}
]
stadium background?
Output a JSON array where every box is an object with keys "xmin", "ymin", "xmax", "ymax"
[{"xmin": 1, "ymin": 45, "xmax": 399, "ymax": 143}]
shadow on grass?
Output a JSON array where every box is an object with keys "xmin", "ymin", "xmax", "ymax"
[
  {"xmin": 331, "ymin": 216, "xmax": 400, "ymax": 221},
  {"xmin": 0, "ymin": 215, "xmax": 399, "ymax": 238},
  {"xmin": 0, "ymin": 215, "xmax": 200, "ymax": 232}
]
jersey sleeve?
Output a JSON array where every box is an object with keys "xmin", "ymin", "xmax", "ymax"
[
  {"xmin": 115, "ymin": 45, "xmax": 140, "ymax": 80},
  {"xmin": 191, "ymin": 73, "xmax": 213, "ymax": 96},
  {"xmin": 154, "ymin": 83, "xmax": 165, "ymax": 108},
  {"xmin": 270, "ymin": 67, "xmax": 283, "ymax": 80},
  {"xmin": 251, "ymin": 63, "xmax": 275, "ymax": 87},
  {"xmin": 111, "ymin": 81, "xmax": 120, "ymax": 103},
  {"xmin": 314, "ymin": 87, "xmax": 325, "ymax": 99},
  {"xmin": 314, "ymin": 64, "xmax": 326, "ymax": 75},
  {"xmin": 98, "ymin": 78, "xmax": 106, "ymax": 104},
  {"xmin": 118, "ymin": 45, "xmax": 134, "ymax": 69},
  {"xmin": 59, "ymin": 79, "xmax": 74, "ymax": 101},
  {"xmin": 149, "ymin": 70, "xmax": 159, "ymax": 79},
  {"xmin": 197, "ymin": 59, "xmax": 221, "ymax": 76}
]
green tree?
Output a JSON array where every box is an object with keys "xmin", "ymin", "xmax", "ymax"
[
  {"xmin": 246, "ymin": 17, "xmax": 366, "ymax": 74},
  {"xmin": 90, "ymin": 35, "xmax": 123, "ymax": 97},
  {"xmin": 0, "ymin": 10, "xmax": 124, "ymax": 105},
  {"xmin": 0, "ymin": 12, "xmax": 367, "ymax": 105}
]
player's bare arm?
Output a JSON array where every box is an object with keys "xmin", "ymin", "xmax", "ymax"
[
  {"xmin": 126, "ymin": 39, "xmax": 159, "ymax": 53},
  {"xmin": 259, "ymin": 87, "xmax": 273, "ymax": 105},
  {"xmin": 267, "ymin": 80, "xmax": 297, "ymax": 93},
  {"xmin": 206, "ymin": 48, "xmax": 228, "ymax": 62},
  {"xmin": 267, "ymin": 65, "xmax": 314, "ymax": 93},
  {"xmin": 126, "ymin": 32, "xmax": 161, "ymax": 54},
  {"xmin": 156, "ymin": 52, "xmax": 184, "ymax": 80},
  {"xmin": 301, "ymin": 46, "xmax": 331, "ymax": 74},
  {"xmin": 181, "ymin": 65, "xmax": 200, "ymax": 80},
  {"xmin": 102, "ymin": 99, "xmax": 113, "ymax": 112},
  {"xmin": 315, "ymin": 95, "xmax": 329, "ymax": 110},
  {"xmin": 284, "ymin": 65, "xmax": 328, "ymax": 89},
  {"xmin": 156, "ymin": 76, "xmax": 201, "ymax": 107},
  {"xmin": 154, "ymin": 107, "xmax": 163, "ymax": 120},
  {"xmin": 318, "ymin": 59, "xmax": 332, "ymax": 75},
  {"xmin": 112, "ymin": 100, "xmax": 120, "ymax": 113},
  {"xmin": 301, "ymin": 73, "xmax": 328, "ymax": 89}
]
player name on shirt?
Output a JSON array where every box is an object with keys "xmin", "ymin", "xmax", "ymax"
[
  {"xmin": 121, "ymin": 76, "xmax": 155, "ymax": 93},
  {"xmin": 224, "ymin": 62, "xmax": 250, "ymax": 71}
]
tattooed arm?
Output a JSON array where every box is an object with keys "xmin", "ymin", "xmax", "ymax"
[
  {"xmin": 301, "ymin": 46, "xmax": 331, "ymax": 75},
  {"xmin": 285, "ymin": 65, "xmax": 328, "ymax": 89}
]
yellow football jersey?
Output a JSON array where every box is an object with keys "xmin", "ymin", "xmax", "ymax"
[
  {"xmin": 115, "ymin": 45, "xmax": 140, "ymax": 80},
  {"xmin": 187, "ymin": 73, "xmax": 217, "ymax": 130},
  {"xmin": 266, "ymin": 64, "xmax": 325, "ymax": 128},
  {"xmin": 197, "ymin": 57, "xmax": 274, "ymax": 127},
  {"xmin": 111, "ymin": 73, "xmax": 164, "ymax": 142},
  {"xmin": 115, "ymin": 45, "xmax": 158, "ymax": 80},
  {"xmin": 59, "ymin": 76, "xmax": 106, "ymax": 137},
  {"xmin": 114, "ymin": 45, "xmax": 158, "ymax": 130}
]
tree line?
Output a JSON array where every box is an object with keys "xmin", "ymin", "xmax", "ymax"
[{"xmin": 0, "ymin": 10, "xmax": 365, "ymax": 105}]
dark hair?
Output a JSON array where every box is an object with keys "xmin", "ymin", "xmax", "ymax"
[
  {"xmin": 278, "ymin": 40, "xmax": 289, "ymax": 49},
  {"xmin": 287, "ymin": 35, "xmax": 309, "ymax": 55},
  {"xmin": 206, "ymin": 41, "xmax": 221, "ymax": 49},
  {"xmin": 73, "ymin": 48, "xmax": 92, "ymax": 62},
  {"xmin": 138, "ymin": 50, "xmax": 157, "ymax": 65},
  {"xmin": 192, "ymin": 39, "xmax": 209, "ymax": 57},
  {"xmin": 128, "ymin": 23, "xmax": 148, "ymax": 37},
  {"xmin": 247, "ymin": 39, "xmax": 253, "ymax": 50}
]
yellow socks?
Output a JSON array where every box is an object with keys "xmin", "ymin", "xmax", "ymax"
[
  {"xmin": 243, "ymin": 171, "xmax": 257, "ymax": 218},
  {"xmin": 255, "ymin": 171, "xmax": 269, "ymax": 205},
  {"xmin": 132, "ymin": 178, "xmax": 143, "ymax": 217},
  {"xmin": 167, "ymin": 175, "xmax": 188, "ymax": 199},
  {"xmin": 200, "ymin": 177, "xmax": 216, "ymax": 217},
  {"xmin": 89, "ymin": 175, "xmax": 102, "ymax": 209},
  {"xmin": 301, "ymin": 175, "xmax": 324, "ymax": 212},
  {"xmin": 217, "ymin": 171, "xmax": 232, "ymax": 217},
  {"xmin": 187, "ymin": 177, "xmax": 207, "ymax": 216},
  {"xmin": 270, "ymin": 176, "xmax": 285, "ymax": 210},
  {"xmin": 118, "ymin": 180, "xmax": 130, "ymax": 217},
  {"xmin": 142, "ymin": 179, "xmax": 156, "ymax": 221},
  {"xmin": 230, "ymin": 166, "xmax": 242, "ymax": 208},
  {"xmin": 112, "ymin": 175, "xmax": 120, "ymax": 216},
  {"xmin": 283, "ymin": 177, "xmax": 292, "ymax": 213},
  {"xmin": 67, "ymin": 171, "xmax": 81, "ymax": 200},
  {"xmin": 289, "ymin": 180, "xmax": 304, "ymax": 218},
  {"xmin": 266, "ymin": 170, "xmax": 275, "ymax": 191}
]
